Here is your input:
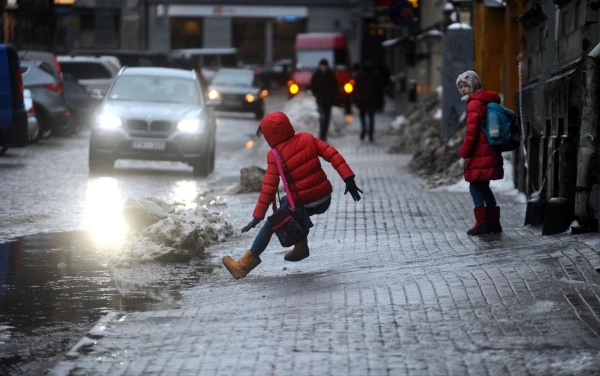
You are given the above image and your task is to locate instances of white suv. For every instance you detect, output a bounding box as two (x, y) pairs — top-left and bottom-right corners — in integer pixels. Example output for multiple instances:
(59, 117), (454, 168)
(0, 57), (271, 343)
(57, 56), (121, 96)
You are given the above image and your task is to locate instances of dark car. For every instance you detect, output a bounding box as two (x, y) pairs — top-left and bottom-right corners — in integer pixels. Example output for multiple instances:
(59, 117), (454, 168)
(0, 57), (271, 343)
(20, 60), (70, 137)
(63, 73), (102, 131)
(208, 68), (268, 120)
(256, 59), (293, 88)
(89, 67), (217, 176)
(0, 44), (27, 154)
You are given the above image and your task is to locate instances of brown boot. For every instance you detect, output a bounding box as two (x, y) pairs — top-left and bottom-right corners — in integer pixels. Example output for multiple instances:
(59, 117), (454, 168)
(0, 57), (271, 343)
(284, 238), (309, 262)
(486, 206), (502, 233)
(222, 250), (261, 279)
(467, 207), (489, 236)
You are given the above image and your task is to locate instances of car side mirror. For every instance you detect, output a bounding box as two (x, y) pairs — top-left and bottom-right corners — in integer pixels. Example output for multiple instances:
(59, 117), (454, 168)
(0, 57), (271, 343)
(90, 89), (104, 99)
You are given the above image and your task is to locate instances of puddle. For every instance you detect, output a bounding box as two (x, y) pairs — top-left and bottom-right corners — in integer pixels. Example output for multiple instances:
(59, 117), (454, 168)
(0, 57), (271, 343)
(0, 230), (211, 375)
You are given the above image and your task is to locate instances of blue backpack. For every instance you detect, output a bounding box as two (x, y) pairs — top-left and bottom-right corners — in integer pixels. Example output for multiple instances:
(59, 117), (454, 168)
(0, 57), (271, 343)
(480, 102), (520, 152)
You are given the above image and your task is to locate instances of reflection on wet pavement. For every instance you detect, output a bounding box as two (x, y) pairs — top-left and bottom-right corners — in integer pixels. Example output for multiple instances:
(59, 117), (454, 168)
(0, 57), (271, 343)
(0, 231), (212, 375)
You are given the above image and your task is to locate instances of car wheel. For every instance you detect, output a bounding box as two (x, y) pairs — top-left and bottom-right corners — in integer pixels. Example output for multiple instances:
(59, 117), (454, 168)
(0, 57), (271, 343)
(89, 150), (114, 173)
(344, 99), (352, 115)
(35, 111), (52, 140)
(193, 149), (213, 177)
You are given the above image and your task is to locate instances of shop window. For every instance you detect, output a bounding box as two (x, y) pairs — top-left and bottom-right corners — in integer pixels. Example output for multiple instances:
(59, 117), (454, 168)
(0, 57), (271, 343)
(171, 18), (203, 49)
(233, 18), (266, 65)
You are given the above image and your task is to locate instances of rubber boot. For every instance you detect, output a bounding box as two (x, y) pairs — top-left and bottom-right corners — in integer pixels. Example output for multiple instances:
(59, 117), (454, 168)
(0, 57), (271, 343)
(284, 237), (310, 262)
(486, 206), (502, 233)
(222, 250), (261, 279)
(467, 207), (489, 236)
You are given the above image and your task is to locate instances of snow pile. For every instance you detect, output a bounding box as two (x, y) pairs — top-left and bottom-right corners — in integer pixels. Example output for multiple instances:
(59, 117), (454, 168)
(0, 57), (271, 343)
(387, 90), (467, 188)
(283, 92), (347, 136)
(122, 197), (174, 231)
(111, 198), (234, 268)
(231, 166), (266, 193)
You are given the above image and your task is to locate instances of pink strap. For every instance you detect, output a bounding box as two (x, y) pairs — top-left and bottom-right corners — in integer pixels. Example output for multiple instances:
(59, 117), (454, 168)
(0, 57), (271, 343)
(271, 149), (296, 211)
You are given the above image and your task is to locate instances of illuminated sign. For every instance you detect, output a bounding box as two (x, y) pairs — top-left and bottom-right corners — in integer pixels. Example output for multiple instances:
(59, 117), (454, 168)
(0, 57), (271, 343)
(54, 0), (76, 4)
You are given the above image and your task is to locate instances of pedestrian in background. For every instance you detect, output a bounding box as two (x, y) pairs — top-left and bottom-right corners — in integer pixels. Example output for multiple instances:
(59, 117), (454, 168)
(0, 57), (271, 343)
(354, 59), (382, 142)
(456, 70), (504, 236)
(310, 59), (338, 142)
(222, 111), (363, 279)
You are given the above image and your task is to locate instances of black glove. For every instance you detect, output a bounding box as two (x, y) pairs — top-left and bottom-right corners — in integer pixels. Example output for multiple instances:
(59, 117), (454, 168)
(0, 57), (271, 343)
(241, 217), (261, 233)
(344, 177), (363, 202)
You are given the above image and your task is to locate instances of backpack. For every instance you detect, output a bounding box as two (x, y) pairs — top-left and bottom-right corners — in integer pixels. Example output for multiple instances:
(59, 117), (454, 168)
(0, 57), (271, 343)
(480, 102), (520, 152)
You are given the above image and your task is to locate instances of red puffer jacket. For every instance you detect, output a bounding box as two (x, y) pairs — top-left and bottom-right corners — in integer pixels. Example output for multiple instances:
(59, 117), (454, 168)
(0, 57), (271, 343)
(252, 112), (354, 219)
(459, 89), (504, 182)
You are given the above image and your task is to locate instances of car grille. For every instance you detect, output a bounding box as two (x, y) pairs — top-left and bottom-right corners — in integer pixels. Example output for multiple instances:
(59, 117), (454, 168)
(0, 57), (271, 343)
(150, 121), (172, 132)
(126, 119), (173, 133)
(127, 119), (148, 131)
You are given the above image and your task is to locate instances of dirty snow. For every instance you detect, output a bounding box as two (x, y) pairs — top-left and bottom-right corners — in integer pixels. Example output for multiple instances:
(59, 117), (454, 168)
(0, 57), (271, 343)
(448, 23), (472, 30)
(283, 92), (347, 136)
(433, 108), (442, 120)
(111, 199), (234, 268)
(390, 115), (407, 131)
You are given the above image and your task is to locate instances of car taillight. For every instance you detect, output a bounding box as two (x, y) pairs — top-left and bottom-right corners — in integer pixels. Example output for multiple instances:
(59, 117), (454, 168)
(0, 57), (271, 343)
(17, 67), (24, 104)
(44, 83), (63, 94)
(27, 105), (35, 114)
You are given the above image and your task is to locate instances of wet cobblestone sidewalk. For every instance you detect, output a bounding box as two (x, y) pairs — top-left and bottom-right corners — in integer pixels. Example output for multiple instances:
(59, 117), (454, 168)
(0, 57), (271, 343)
(51, 138), (600, 376)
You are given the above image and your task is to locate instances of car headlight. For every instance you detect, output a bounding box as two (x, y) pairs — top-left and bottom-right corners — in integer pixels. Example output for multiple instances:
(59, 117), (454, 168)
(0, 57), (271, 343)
(177, 119), (203, 132)
(97, 114), (122, 129)
(208, 90), (220, 100)
(245, 94), (255, 103)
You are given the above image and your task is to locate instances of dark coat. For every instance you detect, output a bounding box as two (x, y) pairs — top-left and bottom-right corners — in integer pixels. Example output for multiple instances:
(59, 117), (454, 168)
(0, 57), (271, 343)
(459, 89), (504, 182)
(252, 112), (354, 219)
(353, 68), (381, 110)
(310, 68), (338, 107)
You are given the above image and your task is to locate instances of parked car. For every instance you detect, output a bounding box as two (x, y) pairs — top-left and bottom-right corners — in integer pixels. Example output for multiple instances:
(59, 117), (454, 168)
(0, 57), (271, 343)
(0, 44), (28, 155)
(89, 67), (217, 176)
(169, 48), (239, 82)
(256, 58), (293, 88)
(20, 60), (70, 137)
(19, 50), (63, 82)
(70, 49), (171, 68)
(57, 56), (121, 96)
(208, 68), (268, 120)
(63, 73), (102, 131)
(23, 89), (39, 143)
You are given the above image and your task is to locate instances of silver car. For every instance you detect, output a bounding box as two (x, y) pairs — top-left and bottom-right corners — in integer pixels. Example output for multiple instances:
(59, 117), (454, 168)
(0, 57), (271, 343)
(89, 67), (217, 176)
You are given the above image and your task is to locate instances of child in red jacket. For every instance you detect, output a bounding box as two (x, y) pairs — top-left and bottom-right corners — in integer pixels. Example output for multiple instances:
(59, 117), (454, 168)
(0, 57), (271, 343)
(223, 111), (363, 279)
(456, 71), (504, 236)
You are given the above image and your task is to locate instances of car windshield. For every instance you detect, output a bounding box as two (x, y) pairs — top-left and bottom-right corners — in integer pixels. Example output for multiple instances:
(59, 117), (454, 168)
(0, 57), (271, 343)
(107, 75), (200, 104)
(296, 50), (334, 70)
(211, 70), (253, 86)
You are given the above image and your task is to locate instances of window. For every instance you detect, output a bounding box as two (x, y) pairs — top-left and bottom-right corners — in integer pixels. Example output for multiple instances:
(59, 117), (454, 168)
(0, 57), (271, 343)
(296, 50), (334, 70)
(60, 62), (112, 80)
(211, 70), (254, 87)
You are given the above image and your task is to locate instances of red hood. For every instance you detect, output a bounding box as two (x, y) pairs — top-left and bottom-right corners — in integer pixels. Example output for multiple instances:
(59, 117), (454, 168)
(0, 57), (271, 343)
(470, 89), (500, 104)
(259, 111), (295, 148)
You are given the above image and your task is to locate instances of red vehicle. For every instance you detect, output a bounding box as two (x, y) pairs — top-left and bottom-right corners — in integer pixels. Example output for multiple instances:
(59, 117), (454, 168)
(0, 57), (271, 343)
(288, 33), (354, 113)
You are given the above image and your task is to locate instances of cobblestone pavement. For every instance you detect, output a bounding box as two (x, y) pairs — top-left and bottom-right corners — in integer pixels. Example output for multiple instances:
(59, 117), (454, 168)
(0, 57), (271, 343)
(49, 129), (600, 375)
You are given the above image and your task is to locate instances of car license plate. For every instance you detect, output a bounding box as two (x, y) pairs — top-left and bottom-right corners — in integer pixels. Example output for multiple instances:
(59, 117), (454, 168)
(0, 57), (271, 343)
(131, 140), (166, 150)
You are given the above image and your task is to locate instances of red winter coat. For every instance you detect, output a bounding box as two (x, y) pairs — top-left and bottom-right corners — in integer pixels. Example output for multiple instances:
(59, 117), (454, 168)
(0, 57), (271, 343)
(252, 111), (355, 220)
(459, 89), (504, 182)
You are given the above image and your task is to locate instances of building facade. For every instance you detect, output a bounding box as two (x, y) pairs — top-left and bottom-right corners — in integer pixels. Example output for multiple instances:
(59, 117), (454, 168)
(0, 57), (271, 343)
(139, 0), (368, 66)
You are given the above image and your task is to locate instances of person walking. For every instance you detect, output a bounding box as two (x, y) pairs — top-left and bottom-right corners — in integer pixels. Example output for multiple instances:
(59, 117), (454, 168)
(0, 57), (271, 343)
(222, 111), (363, 279)
(456, 70), (504, 236)
(309, 59), (338, 142)
(354, 59), (382, 142)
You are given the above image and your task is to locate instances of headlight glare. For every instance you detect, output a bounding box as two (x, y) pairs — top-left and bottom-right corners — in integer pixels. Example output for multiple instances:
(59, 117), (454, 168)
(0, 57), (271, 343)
(177, 119), (201, 132)
(245, 94), (255, 103)
(208, 90), (220, 99)
(97, 114), (122, 129)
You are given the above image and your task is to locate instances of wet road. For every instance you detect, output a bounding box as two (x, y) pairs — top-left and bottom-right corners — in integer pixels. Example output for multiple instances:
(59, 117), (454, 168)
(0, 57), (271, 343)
(0, 92), (288, 375)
